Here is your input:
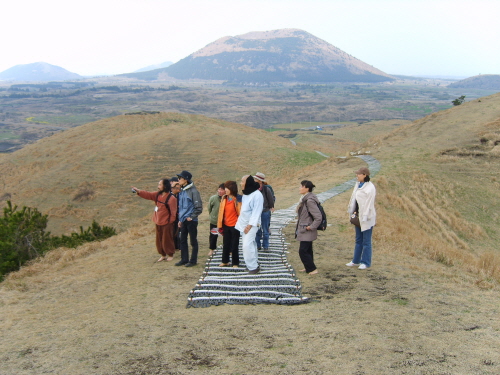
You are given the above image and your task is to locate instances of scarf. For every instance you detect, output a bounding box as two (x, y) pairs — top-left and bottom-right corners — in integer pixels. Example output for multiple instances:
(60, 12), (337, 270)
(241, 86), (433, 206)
(242, 175), (260, 195)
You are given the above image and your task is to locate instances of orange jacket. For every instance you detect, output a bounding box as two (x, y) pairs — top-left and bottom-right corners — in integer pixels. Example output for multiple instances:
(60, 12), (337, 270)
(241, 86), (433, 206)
(217, 194), (242, 228)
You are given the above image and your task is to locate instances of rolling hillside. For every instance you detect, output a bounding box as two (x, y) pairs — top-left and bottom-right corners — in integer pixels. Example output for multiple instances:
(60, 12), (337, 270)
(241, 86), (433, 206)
(448, 74), (500, 90)
(0, 112), (345, 234)
(1, 93), (500, 374)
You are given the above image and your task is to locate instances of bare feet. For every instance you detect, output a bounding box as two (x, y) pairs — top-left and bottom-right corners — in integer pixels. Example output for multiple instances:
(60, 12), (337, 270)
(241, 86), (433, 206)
(232, 265), (239, 268)
(166, 256), (174, 262)
(308, 269), (319, 275)
(208, 250), (214, 257)
(219, 263), (230, 267)
(299, 269), (306, 272)
(157, 257), (166, 262)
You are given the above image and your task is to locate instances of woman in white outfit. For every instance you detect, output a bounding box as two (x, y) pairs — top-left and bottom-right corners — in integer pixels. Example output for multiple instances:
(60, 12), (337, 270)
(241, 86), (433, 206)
(346, 167), (376, 270)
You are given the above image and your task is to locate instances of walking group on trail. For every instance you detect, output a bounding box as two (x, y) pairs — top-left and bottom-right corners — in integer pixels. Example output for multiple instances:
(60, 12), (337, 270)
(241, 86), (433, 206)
(132, 167), (376, 275)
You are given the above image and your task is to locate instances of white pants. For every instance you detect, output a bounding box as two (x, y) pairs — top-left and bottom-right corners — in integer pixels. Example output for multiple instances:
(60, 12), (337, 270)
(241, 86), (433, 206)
(241, 226), (259, 271)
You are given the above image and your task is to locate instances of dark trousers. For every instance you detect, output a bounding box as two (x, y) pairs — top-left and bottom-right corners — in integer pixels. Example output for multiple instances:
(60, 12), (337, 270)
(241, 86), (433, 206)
(221, 225), (240, 266)
(173, 219), (179, 250)
(180, 220), (199, 264)
(209, 223), (219, 250)
(299, 241), (316, 273)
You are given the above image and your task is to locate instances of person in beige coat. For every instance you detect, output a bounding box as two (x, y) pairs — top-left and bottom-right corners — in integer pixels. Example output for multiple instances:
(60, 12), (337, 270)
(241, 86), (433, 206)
(295, 180), (322, 275)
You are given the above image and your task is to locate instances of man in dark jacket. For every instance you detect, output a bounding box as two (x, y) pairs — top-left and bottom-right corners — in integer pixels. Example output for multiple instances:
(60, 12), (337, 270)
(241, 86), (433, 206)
(175, 170), (203, 267)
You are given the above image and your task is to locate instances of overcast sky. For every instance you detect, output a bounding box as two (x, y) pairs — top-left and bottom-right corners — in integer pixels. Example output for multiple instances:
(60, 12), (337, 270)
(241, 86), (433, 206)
(2, 0), (498, 78)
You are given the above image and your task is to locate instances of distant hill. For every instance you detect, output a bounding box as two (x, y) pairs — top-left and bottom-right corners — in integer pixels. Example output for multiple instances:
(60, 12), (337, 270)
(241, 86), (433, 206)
(0, 62), (82, 82)
(133, 61), (173, 73)
(123, 28), (394, 83)
(448, 74), (500, 90)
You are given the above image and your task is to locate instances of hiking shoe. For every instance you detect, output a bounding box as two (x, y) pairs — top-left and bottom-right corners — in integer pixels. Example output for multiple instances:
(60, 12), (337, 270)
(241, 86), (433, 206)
(248, 266), (260, 275)
(358, 264), (368, 270)
(345, 262), (359, 267)
(185, 262), (197, 267)
(175, 261), (187, 266)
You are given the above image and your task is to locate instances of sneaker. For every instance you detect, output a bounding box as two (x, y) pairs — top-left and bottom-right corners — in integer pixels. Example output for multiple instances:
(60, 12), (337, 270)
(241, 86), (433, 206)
(346, 262), (359, 267)
(263, 248), (269, 251)
(175, 261), (187, 266)
(358, 264), (368, 270)
(185, 262), (197, 267)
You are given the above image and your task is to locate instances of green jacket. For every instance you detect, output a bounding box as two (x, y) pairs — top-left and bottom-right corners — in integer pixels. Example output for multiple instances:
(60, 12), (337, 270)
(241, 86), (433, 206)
(208, 194), (222, 225)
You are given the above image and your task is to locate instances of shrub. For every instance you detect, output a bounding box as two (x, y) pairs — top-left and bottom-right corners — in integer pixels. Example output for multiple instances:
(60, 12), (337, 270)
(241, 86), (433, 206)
(0, 201), (116, 280)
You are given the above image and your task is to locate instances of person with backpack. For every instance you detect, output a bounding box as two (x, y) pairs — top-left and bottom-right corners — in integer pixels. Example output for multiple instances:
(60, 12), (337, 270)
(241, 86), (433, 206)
(132, 179), (177, 262)
(295, 180), (322, 275)
(253, 172), (275, 251)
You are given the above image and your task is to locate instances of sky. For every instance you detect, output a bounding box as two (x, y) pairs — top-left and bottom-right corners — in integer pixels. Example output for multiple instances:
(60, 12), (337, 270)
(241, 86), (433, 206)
(2, 0), (499, 78)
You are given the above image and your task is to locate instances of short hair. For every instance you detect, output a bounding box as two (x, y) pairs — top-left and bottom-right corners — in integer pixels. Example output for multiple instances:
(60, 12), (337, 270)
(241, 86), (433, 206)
(224, 180), (238, 197)
(300, 180), (315, 192)
(218, 183), (225, 189)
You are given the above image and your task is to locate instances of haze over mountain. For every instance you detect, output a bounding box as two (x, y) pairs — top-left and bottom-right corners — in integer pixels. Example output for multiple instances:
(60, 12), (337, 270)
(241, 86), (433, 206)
(133, 61), (173, 73)
(448, 74), (500, 90)
(0, 62), (82, 82)
(125, 28), (394, 83)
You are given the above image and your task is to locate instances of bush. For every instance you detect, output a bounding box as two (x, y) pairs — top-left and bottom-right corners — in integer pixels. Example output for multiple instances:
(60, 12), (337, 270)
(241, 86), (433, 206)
(0, 201), (116, 280)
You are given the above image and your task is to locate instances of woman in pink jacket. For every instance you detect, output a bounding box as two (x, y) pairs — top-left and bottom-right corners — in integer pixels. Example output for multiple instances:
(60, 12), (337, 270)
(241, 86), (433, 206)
(132, 179), (177, 262)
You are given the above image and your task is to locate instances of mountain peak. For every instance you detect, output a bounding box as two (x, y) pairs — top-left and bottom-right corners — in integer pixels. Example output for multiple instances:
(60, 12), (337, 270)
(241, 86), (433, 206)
(167, 28), (393, 83)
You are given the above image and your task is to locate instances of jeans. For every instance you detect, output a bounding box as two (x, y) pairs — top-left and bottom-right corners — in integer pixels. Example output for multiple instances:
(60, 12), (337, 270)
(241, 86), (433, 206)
(255, 210), (271, 249)
(352, 226), (373, 267)
(241, 225), (259, 271)
(180, 220), (199, 264)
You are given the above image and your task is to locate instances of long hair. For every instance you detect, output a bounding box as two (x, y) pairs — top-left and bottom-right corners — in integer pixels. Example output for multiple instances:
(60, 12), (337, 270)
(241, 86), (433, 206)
(159, 179), (171, 194)
(224, 180), (238, 197)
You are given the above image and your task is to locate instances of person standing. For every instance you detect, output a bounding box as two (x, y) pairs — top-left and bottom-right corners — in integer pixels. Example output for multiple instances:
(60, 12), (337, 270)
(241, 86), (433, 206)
(346, 167), (376, 270)
(175, 170), (203, 267)
(253, 172), (275, 251)
(295, 180), (322, 275)
(170, 178), (181, 253)
(217, 181), (242, 268)
(132, 179), (177, 262)
(207, 183), (225, 257)
(235, 175), (263, 274)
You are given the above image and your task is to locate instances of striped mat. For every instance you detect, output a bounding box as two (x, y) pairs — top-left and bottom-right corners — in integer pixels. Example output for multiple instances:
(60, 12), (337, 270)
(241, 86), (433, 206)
(186, 156), (380, 308)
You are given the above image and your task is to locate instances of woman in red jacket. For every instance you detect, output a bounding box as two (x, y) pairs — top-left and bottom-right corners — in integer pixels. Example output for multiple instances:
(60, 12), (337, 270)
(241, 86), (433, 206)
(132, 179), (177, 262)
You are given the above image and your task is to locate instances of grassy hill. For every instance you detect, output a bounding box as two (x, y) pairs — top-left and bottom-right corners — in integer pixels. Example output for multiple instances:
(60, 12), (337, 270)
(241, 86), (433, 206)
(1, 97), (499, 374)
(448, 74), (500, 90)
(0, 112), (356, 234)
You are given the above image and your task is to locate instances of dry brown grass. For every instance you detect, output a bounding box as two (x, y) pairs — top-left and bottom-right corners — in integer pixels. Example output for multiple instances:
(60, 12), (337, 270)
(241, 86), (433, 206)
(1, 94), (500, 374)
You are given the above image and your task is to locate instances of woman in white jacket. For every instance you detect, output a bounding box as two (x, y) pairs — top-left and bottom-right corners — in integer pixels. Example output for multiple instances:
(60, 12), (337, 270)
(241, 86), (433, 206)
(346, 167), (376, 270)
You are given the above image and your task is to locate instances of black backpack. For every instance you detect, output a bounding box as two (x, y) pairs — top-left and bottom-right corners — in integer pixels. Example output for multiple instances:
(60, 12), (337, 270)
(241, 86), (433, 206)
(306, 200), (327, 231)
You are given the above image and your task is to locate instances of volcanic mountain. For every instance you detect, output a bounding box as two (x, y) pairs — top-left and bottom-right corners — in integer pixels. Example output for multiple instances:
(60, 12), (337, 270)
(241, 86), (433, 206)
(128, 29), (393, 83)
(0, 62), (82, 82)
